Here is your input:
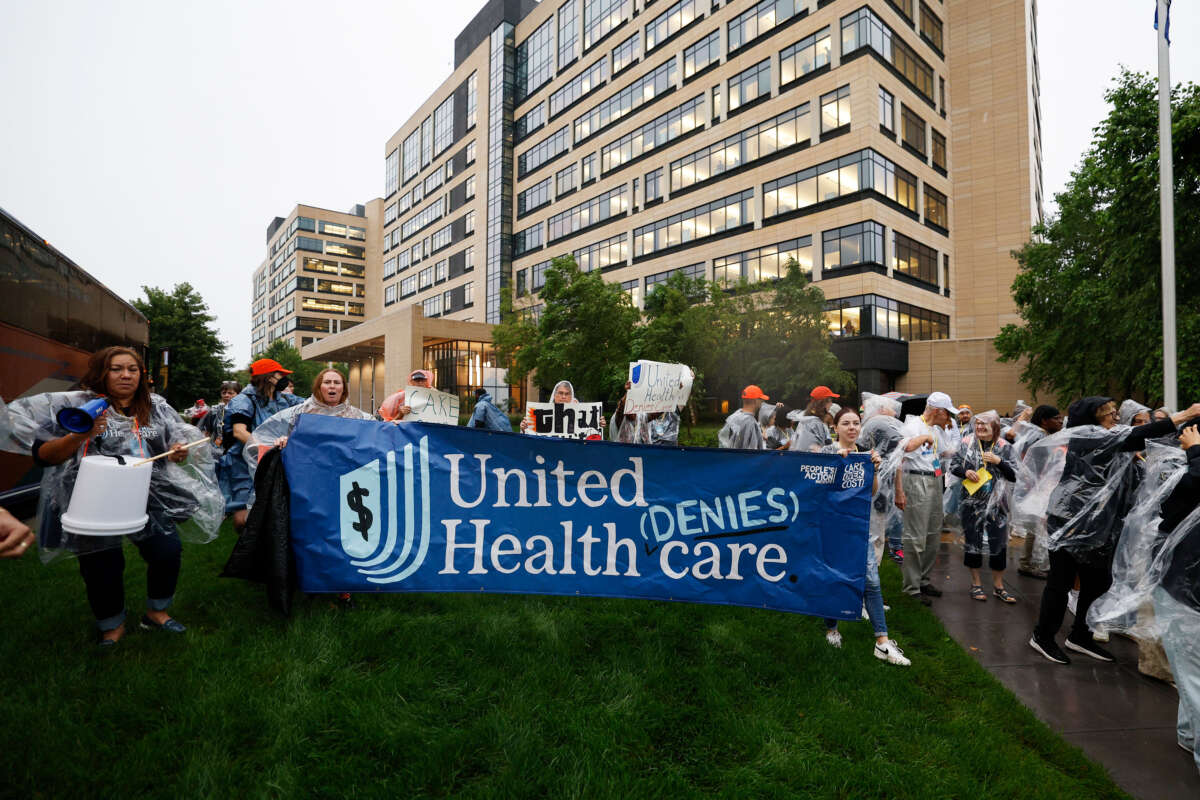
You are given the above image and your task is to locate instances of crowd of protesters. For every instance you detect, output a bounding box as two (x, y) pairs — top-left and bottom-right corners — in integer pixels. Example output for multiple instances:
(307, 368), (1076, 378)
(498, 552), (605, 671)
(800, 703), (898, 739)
(5, 347), (1200, 770)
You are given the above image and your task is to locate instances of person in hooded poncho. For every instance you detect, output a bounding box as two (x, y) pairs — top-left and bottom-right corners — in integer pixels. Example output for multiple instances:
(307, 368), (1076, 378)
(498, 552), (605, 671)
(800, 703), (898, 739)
(1024, 396), (1200, 666)
(520, 380), (606, 436)
(950, 410), (1019, 603)
(1013, 404), (1063, 578)
(3, 346), (223, 645)
(718, 385), (767, 450)
(763, 402), (793, 450)
(1119, 399), (1153, 427)
(610, 380), (681, 445)
(787, 386), (839, 452)
(222, 359), (303, 533)
(469, 388), (514, 432)
(859, 393), (905, 563)
(378, 369), (435, 422)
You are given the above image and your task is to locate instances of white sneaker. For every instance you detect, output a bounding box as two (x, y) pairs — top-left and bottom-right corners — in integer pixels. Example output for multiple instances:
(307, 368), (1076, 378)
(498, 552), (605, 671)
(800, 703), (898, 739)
(825, 628), (843, 648)
(1067, 589), (1079, 616)
(1092, 627), (1110, 643)
(874, 639), (911, 666)
(883, 604), (891, 611)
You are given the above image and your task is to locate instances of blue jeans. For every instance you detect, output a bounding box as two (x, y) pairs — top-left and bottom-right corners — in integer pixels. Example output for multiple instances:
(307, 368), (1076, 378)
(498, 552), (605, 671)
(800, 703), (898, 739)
(827, 550), (888, 639)
(1154, 587), (1200, 774)
(887, 516), (903, 554)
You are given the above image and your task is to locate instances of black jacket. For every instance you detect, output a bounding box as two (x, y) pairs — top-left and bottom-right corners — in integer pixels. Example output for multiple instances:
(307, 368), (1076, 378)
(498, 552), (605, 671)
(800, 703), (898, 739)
(221, 447), (295, 615)
(1160, 445), (1200, 612)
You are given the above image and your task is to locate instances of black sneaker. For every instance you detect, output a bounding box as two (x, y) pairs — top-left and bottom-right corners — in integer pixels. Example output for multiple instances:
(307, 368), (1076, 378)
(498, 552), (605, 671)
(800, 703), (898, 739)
(919, 584), (943, 597)
(1065, 633), (1115, 663)
(1029, 634), (1071, 664)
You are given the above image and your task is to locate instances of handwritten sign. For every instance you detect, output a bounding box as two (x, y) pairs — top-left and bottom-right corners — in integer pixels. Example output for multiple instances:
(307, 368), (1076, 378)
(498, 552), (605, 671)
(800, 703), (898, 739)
(405, 385), (460, 425)
(626, 361), (693, 414)
(525, 402), (604, 439)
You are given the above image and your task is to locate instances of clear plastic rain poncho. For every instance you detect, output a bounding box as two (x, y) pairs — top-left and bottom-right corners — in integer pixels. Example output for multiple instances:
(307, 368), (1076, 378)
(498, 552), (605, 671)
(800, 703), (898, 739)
(1119, 399), (1152, 427)
(718, 408), (764, 449)
(787, 410), (831, 452)
(1013, 423), (1142, 566)
(859, 393), (905, 555)
(949, 411), (1019, 557)
(1087, 441), (1200, 639)
(243, 396), (374, 487)
(610, 411), (681, 445)
(2, 391), (223, 562)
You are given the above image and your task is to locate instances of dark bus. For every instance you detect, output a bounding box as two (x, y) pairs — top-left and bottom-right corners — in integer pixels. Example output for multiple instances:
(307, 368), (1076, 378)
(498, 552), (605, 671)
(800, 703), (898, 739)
(0, 206), (149, 512)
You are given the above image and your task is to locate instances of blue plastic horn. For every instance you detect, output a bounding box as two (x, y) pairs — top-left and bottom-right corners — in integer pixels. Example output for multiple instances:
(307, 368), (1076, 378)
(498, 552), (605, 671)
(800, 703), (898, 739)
(57, 397), (110, 434)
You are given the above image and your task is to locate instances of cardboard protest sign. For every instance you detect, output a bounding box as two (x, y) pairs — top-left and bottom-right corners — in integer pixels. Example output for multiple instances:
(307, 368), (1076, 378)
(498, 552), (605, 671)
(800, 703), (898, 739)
(524, 402), (604, 439)
(626, 361), (693, 414)
(405, 385), (460, 425)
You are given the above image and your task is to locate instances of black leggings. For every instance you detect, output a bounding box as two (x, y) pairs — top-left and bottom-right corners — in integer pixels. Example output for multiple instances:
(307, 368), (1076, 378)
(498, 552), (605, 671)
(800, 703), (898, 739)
(1034, 548), (1113, 641)
(77, 534), (182, 626)
(961, 502), (1007, 572)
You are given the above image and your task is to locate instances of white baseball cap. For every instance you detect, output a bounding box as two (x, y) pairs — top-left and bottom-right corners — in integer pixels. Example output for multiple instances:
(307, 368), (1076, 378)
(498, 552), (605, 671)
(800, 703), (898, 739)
(926, 391), (956, 413)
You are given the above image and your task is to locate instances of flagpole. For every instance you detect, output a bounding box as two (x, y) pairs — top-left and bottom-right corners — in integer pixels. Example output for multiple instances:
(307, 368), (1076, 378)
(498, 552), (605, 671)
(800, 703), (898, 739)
(1157, 0), (1177, 410)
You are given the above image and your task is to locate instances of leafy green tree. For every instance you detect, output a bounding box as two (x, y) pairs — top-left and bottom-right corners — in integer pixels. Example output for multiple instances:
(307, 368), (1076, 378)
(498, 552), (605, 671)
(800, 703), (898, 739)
(494, 255), (640, 403)
(131, 283), (230, 408)
(996, 70), (1200, 405)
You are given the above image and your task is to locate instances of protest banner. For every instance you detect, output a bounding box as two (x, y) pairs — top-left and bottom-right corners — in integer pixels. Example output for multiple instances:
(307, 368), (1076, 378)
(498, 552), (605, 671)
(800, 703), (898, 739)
(283, 415), (873, 619)
(405, 385), (459, 425)
(626, 361), (693, 414)
(524, 401), (604, 439)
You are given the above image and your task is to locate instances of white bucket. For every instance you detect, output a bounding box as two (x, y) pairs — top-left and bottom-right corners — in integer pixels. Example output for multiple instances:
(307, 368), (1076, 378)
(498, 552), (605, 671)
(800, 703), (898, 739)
(61, 455), (153, 536)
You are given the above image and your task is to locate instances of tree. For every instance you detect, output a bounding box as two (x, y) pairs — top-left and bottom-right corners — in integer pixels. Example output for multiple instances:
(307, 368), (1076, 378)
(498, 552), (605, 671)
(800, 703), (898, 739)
(995, 70), (1200, 405)
(493, 255), (641, 403)
(705, 261), (853, 407)
(131, 283), (231, 408)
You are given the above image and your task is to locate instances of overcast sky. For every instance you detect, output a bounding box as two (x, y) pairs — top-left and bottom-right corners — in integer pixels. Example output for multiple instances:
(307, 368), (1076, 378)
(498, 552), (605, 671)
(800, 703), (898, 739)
(2, 0), (1196, 369)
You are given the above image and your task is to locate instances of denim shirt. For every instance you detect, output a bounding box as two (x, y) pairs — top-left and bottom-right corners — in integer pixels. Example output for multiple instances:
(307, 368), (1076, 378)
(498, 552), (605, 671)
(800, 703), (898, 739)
(223, 385), (303, 458)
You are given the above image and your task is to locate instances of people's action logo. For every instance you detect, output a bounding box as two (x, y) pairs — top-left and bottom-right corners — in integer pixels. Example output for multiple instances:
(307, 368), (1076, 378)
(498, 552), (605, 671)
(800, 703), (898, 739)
(338, 435), (432, 583)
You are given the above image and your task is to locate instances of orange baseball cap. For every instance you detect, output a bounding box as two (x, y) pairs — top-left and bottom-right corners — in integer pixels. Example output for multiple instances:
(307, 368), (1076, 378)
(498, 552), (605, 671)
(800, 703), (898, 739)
(742, 385), (769, 400)
(810, 385), (840, 400)
(250, 358), (293, 377)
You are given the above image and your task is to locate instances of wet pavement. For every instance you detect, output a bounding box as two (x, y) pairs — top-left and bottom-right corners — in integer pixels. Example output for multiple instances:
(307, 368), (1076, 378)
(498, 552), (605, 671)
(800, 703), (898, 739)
(922, 537), (1199, 800)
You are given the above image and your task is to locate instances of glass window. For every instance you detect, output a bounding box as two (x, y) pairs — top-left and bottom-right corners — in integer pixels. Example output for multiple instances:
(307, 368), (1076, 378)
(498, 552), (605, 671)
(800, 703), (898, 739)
(901, 104), (926, 155)
(821, 221), (884, 271)
(931, 129), (947, 172)
(581, 152), (596, 183)
(920, 3), (944, 52)
(573, 232), (628, 272)
(892, 230), (938, 284)
(434, 94), (455, 156)
(601, 95), (703, 173)
(465, 174), (476, 199)
(515, 102), (547, 144)
(645, 0), (699, 54)
(820, 85), (851, 133)
(516, 18), (555, 103)
(779, 27), (831, 85)
(573, 58), (677, 142)
(728, 59), (771, 113)
(556, 163), (578, 195)
(559, 0), (580, 68)
(672, 103), (808, 193)
(385, 149), (399, 196)
(841, 7), (934, 104)
(879, 87), (894, 131)
(421, 116), (433, 167)
(465, 210), (476, 234)
(583, 0), (633, 50)
(633, 189), (753, 257)
(403, 130), (420, 183)
(728, 0), (799, 51)
(518, 127), (570, 177)
(924, 185), (948, 229)
(514, 223), (544, 256)
(683, 30), (720, 79)
(305, 257), (340, 276)
(518, 177), (554, 216)
(622, 278), (643, 309)
(611, 31), (639, 74)
(645, 167), (663, 202)
(713, 237), (812, 286)
(550, 58), (609, 118)
(467, 71), (478, 127)
(547, 184), (629, 242)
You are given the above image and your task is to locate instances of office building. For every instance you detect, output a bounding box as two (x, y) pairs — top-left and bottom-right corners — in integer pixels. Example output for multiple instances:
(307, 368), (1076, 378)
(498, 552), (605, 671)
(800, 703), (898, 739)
(303, 0), (1042, 411)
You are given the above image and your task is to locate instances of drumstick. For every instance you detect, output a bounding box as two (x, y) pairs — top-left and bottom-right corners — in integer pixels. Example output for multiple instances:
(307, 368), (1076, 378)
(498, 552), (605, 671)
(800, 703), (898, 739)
(129, 437), (210, 466)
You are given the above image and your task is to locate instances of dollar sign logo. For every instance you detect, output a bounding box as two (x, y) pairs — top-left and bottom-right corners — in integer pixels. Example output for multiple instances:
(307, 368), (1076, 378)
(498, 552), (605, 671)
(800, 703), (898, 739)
(346, 481), (372, 540)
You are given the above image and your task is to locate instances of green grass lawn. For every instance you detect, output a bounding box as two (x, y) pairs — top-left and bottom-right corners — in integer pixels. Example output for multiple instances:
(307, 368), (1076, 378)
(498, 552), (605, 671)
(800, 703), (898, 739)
(0, 521), (1127, 799)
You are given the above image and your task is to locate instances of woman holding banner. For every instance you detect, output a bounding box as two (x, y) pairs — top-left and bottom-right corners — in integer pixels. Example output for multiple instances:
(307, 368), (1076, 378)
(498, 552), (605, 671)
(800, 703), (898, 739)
(819, 407), (910, 666)
(245, 368), (374, 457)
(4, 346), (223, 646)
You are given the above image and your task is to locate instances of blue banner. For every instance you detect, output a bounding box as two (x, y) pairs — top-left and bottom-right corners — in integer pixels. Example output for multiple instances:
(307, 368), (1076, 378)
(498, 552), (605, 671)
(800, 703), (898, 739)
(283, 414), (873, 619)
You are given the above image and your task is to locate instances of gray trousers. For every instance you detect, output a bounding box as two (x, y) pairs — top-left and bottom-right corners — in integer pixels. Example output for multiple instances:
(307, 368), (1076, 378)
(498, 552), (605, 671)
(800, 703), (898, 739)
(1155, 587), (1200, 775)
(901, 472), (943, 595)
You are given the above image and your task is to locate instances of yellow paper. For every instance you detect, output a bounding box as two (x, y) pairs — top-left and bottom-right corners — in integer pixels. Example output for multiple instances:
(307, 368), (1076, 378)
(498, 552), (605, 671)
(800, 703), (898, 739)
(962, 467), (992, 496)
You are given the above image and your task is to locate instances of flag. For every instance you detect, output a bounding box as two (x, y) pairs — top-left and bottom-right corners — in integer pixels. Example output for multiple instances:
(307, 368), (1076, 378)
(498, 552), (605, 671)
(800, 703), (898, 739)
(1155, 0), (1172, 45)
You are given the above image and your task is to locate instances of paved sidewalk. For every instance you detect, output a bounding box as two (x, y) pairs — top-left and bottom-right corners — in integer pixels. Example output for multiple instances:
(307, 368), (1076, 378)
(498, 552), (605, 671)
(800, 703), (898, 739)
(921, 537), (1199, 800)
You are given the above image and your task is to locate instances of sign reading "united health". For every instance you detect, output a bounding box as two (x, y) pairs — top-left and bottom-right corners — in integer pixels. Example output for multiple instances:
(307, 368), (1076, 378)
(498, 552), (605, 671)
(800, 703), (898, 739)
(284, 414), (873, 619)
